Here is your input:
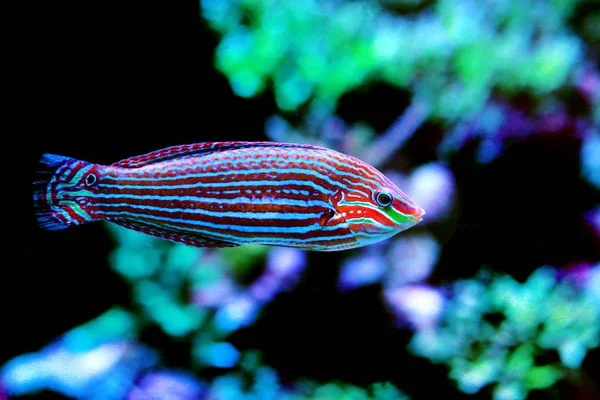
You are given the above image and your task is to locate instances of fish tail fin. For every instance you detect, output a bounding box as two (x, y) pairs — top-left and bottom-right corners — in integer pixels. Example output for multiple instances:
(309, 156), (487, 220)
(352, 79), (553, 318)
(33, 153), (98, 230)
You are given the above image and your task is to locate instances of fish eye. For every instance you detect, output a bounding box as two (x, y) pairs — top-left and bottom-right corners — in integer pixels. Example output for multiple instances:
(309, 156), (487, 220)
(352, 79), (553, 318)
(85, 173), (97, 186)
(375, 190), (393, 207)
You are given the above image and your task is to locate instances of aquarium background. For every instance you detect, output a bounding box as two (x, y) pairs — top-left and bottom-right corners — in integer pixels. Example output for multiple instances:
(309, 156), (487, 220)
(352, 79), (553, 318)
(12, 0), (599, 399)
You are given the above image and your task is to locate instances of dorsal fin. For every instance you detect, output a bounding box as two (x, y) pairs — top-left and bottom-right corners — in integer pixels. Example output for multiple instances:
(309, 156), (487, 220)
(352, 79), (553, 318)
(111, 141), (329, 169)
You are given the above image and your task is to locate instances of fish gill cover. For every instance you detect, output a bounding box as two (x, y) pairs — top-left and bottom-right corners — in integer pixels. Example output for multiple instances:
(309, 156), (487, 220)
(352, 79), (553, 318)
(12, 0), (600, 399)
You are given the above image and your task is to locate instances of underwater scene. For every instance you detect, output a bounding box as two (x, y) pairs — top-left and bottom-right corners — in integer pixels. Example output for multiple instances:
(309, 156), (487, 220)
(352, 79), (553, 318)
(13, 0), (599, 399)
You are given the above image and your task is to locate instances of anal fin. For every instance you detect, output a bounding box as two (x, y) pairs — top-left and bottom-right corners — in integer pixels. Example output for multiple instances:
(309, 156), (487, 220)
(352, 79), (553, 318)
(111, 218), (239, 248)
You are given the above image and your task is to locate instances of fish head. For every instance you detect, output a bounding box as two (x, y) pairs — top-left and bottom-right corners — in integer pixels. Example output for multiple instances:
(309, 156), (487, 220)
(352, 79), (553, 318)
(331, 172), (424, 249)
(34, 155), (103, 229)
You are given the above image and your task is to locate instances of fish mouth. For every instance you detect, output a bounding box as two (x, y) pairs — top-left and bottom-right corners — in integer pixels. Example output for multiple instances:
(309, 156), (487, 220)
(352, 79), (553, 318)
(404, 207), (425, 229)
(413, 206), (425, 223)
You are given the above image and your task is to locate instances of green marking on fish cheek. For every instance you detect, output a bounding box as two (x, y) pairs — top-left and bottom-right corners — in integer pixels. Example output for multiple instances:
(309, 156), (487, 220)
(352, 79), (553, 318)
(339, 197), (412, 226)
(384, 207), (413, 225)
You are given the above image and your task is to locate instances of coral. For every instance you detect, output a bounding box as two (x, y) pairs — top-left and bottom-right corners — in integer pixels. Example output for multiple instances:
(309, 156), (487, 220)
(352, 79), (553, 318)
(581, 129), (600, 189)
(409, 265), (600, 399)
(201, 0), (595, 166)
(200, 0), (584, 114)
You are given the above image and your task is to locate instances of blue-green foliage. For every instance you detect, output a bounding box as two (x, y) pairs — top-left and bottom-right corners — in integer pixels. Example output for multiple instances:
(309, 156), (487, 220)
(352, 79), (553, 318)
(106, 223), (415, 398)
(1, 310), (411, 399)
(107, 223), (269, 347)
(4, 221), (414, 398)
(201, 0), (598, 169)
(409, 265), (600, 399)
(0, 308), (155, 399)
(207, 354), (409, 400)
(62, 307), (138, 352)
(581, 130), (600, 189)
(109, 223), (208, 337)
(200, 0), (583, 118)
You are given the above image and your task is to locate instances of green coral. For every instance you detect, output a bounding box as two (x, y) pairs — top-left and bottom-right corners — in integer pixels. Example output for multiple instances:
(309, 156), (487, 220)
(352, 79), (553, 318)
(62, 308), (138, 352)
(105, 223), (266, 340)
(201, 0), (584, 121)
(200, 350), (411, 399)
(409, 265), (600, 399)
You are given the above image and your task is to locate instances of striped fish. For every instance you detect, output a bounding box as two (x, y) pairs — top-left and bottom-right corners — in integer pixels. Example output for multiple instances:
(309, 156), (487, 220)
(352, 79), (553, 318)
(33, 142), (424, 251)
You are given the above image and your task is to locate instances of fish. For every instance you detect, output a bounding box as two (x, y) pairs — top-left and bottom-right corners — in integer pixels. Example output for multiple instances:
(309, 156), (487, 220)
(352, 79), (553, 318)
(33, 142), (424, 251)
